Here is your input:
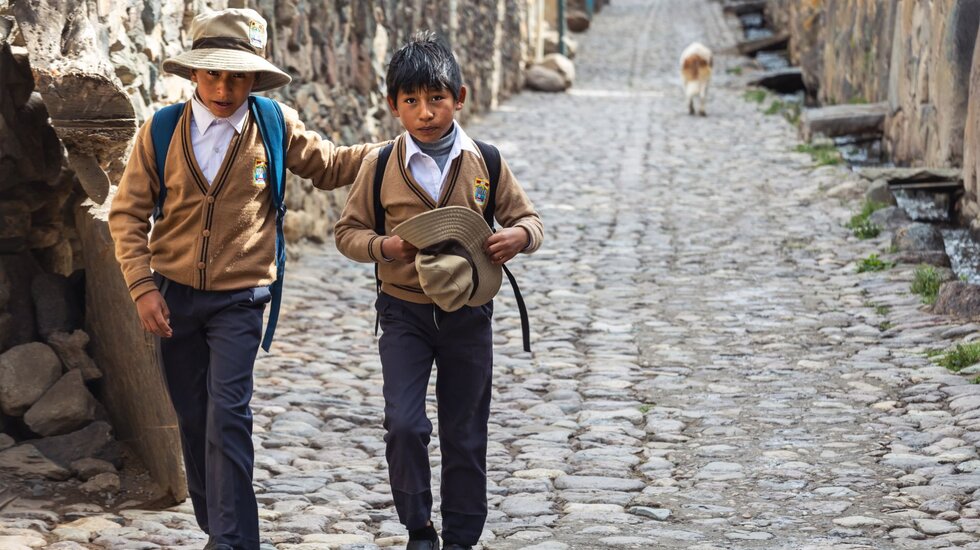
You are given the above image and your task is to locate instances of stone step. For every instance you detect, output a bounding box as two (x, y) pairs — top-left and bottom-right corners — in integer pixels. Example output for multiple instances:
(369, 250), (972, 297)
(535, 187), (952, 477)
(800, 102), (888, 141)
(737, 32), (789, 56)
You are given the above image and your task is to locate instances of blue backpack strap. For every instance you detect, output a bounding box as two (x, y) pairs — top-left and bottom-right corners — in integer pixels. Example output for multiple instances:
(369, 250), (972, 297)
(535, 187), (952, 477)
(372, 143), (395, 336)
(248, 96), (288, 352)
(475, 140), (500, 229)
(475, 140), (531, 353)
(149, 103), (186, 221)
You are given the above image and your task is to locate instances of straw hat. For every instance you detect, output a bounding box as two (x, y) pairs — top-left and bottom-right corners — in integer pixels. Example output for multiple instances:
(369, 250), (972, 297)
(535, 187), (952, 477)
(393, 207), (502, 312)
(162, 8), (291, 93)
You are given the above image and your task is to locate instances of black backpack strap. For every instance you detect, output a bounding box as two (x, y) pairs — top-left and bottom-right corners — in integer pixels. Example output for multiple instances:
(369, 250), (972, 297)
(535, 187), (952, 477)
(373, 143), (395, 336)
(475, 140), (531, 353)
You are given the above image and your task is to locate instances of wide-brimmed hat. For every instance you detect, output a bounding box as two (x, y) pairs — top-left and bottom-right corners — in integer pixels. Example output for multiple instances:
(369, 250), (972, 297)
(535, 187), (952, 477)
(393, 207), (502, 312)
(162, 8), (291, 93)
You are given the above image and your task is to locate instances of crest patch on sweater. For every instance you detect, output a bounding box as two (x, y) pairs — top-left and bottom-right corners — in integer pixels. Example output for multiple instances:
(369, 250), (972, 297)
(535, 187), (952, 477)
(474, 177), (490, 206)
(253, 159), (268, 188)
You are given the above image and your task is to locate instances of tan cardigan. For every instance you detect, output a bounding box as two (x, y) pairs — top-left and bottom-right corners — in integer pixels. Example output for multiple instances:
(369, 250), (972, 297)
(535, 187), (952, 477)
(335, 133), (544, 304)
(109, 99), (376, 302)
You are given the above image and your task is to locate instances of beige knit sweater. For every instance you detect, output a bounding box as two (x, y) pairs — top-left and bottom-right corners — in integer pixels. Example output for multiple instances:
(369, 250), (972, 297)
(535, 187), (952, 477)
(109, 99), (376, 301)
(335, 133), (543, 304)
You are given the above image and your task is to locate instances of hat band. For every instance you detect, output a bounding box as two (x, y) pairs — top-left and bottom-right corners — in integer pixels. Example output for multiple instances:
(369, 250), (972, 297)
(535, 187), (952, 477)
(192, 37), (258, 55)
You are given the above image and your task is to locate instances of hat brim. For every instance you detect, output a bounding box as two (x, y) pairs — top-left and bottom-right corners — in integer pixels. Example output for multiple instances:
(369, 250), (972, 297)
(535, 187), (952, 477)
(393, 206), (502, 307)
(162, 49), (292, 92)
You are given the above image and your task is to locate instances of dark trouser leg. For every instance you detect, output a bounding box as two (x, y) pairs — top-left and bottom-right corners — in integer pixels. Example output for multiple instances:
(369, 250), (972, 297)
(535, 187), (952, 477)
(158, 280), (211, 532)
(203, 286), (268, 550)
(378, 293), (438, 531)
(435, 302), (494, 546)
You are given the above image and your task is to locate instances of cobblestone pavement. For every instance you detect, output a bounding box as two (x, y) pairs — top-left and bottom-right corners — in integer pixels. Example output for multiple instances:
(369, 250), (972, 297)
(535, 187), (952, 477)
(8, 0), (980, 548)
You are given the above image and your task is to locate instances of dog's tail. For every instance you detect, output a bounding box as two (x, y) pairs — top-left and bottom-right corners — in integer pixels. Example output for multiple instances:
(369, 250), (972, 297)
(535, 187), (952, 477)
(681, 55), (712, 82)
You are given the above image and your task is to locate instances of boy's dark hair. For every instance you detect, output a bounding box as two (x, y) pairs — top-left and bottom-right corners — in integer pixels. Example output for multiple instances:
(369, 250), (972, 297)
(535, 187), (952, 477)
(386, 31), (462, 102)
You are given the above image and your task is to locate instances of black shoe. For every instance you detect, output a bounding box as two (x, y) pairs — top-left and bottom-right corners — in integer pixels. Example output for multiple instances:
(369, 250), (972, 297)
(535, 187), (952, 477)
(443, 545), (472, 550)
(203, 536), (215, 550)
(406, 539), (439, 550)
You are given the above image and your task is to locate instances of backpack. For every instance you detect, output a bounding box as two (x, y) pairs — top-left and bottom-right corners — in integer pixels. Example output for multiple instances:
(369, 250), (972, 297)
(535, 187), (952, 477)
(149, 95), (288, 352)
(372, 140), (531, 352)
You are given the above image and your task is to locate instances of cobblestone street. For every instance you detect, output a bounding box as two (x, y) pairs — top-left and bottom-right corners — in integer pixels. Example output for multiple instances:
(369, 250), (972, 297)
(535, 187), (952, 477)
(9, 0), (980, 548)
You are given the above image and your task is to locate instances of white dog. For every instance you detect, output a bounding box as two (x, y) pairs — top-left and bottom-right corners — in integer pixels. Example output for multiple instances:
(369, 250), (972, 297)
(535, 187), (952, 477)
(680, 42), (713, 116)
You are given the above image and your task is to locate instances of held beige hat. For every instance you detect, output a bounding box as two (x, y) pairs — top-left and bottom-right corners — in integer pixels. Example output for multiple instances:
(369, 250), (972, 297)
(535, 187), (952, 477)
(393, 207), (503, 312)
(162, 8), (291, 93)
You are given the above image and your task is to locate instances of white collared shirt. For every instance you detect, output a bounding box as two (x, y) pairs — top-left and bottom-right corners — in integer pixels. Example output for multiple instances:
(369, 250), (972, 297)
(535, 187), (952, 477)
(189, 94), (249, 184)
(404, 121), (480, 201)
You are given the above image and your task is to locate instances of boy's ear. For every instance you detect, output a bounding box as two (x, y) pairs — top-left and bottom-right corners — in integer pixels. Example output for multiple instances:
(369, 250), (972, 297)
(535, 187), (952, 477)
(386, 96), (399, 117)
(190, 69), (198, 83)
(455, 85), (467, 111)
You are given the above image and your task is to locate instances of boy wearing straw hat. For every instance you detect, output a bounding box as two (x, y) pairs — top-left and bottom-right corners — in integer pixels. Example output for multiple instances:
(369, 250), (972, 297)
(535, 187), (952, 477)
(335, 32), (543, 550)
(108, 8), (379, 550)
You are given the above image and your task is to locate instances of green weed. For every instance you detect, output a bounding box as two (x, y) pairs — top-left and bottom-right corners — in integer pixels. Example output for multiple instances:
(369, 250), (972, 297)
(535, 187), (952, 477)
(879, 321), (893, 331)
(794, 143), (842, 166)
(726, 66), (743, 76)
(934, 342), (980, 373)
(874, 304), (890, 316)
(910, 264), (942, 305)
(845, 200), (887, 239)
(638, 403), (654, 414)
(744, 89), (767, 103)
(857, 253), (892, 273)
(764, 100), (785, 116)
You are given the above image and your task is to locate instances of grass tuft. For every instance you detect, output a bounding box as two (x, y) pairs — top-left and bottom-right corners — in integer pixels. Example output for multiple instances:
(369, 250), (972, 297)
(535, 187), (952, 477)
(934, 342), (980, 373)
(794, 143), (842, 166)
(845, 200), (887, 239)
(910, 264), (942, 305)
(857, 253), (892, 273)
(744, 89), (767, 103)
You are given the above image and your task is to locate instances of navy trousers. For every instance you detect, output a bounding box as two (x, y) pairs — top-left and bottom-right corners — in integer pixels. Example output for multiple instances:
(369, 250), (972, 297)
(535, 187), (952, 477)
(376, 292), (494, 547)
(155, 274), (269, 550)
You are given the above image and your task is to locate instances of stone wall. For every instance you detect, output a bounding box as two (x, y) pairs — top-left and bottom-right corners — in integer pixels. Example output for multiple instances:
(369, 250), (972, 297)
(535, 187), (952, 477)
(766, 0), (980, 229)
(1, 0), (538, 500)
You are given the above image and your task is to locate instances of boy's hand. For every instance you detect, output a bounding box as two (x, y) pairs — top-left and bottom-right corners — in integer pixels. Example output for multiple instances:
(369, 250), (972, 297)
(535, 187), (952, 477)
(485, 228), (528, 265)
(136, 290), (172, 338)
(382, 236), (419, 263)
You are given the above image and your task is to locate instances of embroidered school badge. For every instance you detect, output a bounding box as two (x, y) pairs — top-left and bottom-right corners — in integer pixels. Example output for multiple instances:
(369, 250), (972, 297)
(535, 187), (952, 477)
(253, 159), (268, 189)
(474, 177), (490, 206)
(248, 20), (266, 49)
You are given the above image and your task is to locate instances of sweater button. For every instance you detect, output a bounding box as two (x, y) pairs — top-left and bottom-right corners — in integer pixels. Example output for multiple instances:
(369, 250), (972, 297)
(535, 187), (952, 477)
(202, 229), (210, 237)
(197, 262), (205, 270)
(207, 196), (215, 203)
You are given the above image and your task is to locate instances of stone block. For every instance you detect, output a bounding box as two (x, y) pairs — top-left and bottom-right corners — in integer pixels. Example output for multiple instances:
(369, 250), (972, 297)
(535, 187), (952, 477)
(0, 342), (62, 416)
(46, 330), (101, 381)
(866, 179), (898, 206)
(0, 443), (71, 480)
(29, 420), (120, 468)
(893, 222), (946, 252)
(24, 370), (97, 437)
(540, 53), (575, 87)
(526, 65), (568, 93)
(933, 282), (980, 319)
(566, 10), (590, 33)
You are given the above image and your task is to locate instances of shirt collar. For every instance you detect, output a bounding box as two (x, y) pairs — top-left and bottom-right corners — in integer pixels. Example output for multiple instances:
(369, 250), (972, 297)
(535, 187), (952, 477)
(403, 121), (479, 168)
(190, 93), (250, 136)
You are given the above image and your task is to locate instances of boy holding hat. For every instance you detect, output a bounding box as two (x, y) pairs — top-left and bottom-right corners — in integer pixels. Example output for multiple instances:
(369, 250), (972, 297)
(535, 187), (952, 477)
(335, 31), (543, 550)
(108, 8), (379, 550)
